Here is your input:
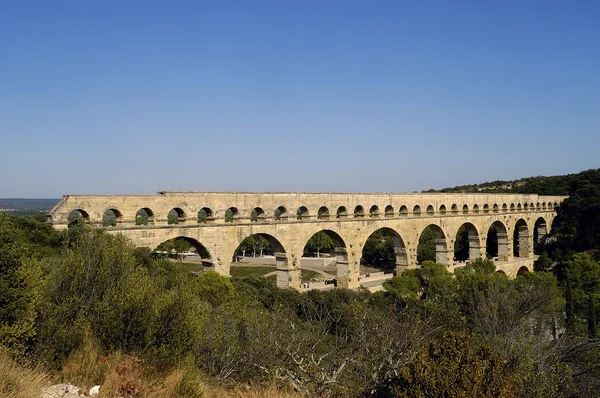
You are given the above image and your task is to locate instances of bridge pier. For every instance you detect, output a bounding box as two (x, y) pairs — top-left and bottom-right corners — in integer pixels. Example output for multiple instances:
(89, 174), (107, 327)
(275, 252), (300, 289)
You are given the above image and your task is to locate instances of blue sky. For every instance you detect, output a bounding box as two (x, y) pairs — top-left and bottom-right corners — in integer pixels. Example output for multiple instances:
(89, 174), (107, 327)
(1, 1), (599, 197)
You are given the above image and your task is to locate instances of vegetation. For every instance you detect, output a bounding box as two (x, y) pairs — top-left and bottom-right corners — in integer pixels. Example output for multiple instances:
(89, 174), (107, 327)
(3, 168), (600, 396)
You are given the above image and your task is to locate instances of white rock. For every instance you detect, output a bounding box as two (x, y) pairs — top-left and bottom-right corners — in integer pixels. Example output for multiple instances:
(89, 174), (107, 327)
(89, 385), (100, 396)
(41, 383), (89, 398)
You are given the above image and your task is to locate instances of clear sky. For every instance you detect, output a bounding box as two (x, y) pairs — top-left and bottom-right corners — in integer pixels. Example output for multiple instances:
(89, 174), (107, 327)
(1, 1), (599, 198)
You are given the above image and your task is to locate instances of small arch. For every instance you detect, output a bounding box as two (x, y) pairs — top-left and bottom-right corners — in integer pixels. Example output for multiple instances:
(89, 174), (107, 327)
(541, 202), (547, 210)
(554, 202), (559, 209)
(524, 203), (529, 211)
(197, 207), (213, 223)
(369, 205), (380, 218)
(318, 206), (330, 220)
(102, 208), (122, 227)
(336, 206), (348, 219)
(534, 216), (548, 254)
(517, 266), (530, 276)
(439, 204), (447, 215)
(297, 206), (310, 220)
(472, 204), (479, 213)
(251, 207), (265, 222)
(67, 209), (90, 227)
(426, 205), (434, 215)
(168, 208), (186, 225)
(384, 205), (394, 218)
(462, 204), (469, 214)
(399, 205), (408, 216)
(451, 204), (458, 214)
(536, 202), (540, 210)
(510, 203), (515, 211)
(354, 205), (365, 218)
(502, 203), (508, 212)
(493, 203), (499, 213)
(225, 207), (239, 223)
(530, 202), (535, 211)
(483, 204), (489, 213)
(413, 205), (421, 216)
(136, 208), (154, 225)
(517, 203), (522, 211)
(274, 206), (288, 221)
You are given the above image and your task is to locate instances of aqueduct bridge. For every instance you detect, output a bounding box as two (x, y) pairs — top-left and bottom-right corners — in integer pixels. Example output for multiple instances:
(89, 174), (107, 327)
(49, 192), (566, 289)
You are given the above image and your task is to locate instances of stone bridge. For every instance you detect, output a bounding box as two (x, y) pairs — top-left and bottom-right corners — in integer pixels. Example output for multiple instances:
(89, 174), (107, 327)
(48, 192), (566, 289)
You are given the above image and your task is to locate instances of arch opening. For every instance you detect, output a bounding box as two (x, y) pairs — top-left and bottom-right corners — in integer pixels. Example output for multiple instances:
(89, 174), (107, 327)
(517, 266), (530, 276)
(413, 205), (421, 216)
(486, 221), (509, 261)
(384, 205), (394, 218)
(483, 204), (489, 213)
(533, 217), (548, 255)
(513, 218), (530, 258)
(232, 233), (292, 287)
(454, 223), (481, 263)
(251, 207), (265, 222)
(197, 207), (213, 224)
(303, 230), (349, 287)
(462, 204), (469, 214)
(439, 204), (447, 215)
(493, 204), (499, 213)
(136, 208), (154, 225)
(225, 207), (239, 223)
(354, 205), (365, 218)
(318, 206), (330, 220)
(361, 227), (407, 274)
(297, 206), (310, 220)
(473, 204), (479, 213)
(417, 224), (449, 265)
(274, 206), (288, 221)
(168, 208), (186, 225)
(154, 236), (213, 269)
(67, 209), (90, 228)
(336, 206), (348, 219)
(102, 208), (123, 227)
(369, 205), (380, 218)
(426, 205), (434, 215)
(451, 204), (458, 214)
(399, 205), (408, 216)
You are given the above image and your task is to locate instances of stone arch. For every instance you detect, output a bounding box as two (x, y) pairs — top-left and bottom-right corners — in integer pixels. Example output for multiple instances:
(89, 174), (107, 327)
(168, 207), (186, 224)
(384, 205), (394, 217)
(517, 203), (522, 211)
(154, 236), (213, 268)
(399, 205), (408, 216)
(542, 202), (547, 210)
(462, 204), (469, 214)
(533, 216), (549, 254)
(530, 202), (535, 210)
(197, 207), (214, 223)
(354, 205), (365, 218)
(426, 205), (434, 215)
(250, 207), (265, 222)
(496, 270), (507, 276)
(513, 218), (530, 258)
(67, 209), (90, 227)
(473, 204), (479, 213)
(274, 206), (288, 221)
(524, 203), (529, 211)
(439, 204), (447, 214)
(303, 229), (350, 287)
(536, 202), (541, 210)
(136, 207), (154, 225)
(502, 203), (508, 212)
(492, 203), (499, 213)
(510, 203), (515, 211)
(225, 207), (239, 223)
(233, 232), (290, 287)
(102, 208), (123, 227)
(418, 224), (450, 265)
(369, 205), (380, 218)
(517, 266), (530, 276)
(318, 206), (330, 220)
(486, 221), (509, 261)
(454, 222), (481, 262)
(361, 227), (408, 275)
(483, 204), (489, 213)
(336, 206), (348, 219)
(451, 204), (458, 214)
(297, 206), (310, 220)
(413, 205), (421, 216)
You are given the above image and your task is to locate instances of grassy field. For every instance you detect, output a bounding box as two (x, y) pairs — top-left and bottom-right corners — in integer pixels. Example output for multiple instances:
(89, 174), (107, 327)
(230, 265), (276, 278)
(301, 269), (321, 282)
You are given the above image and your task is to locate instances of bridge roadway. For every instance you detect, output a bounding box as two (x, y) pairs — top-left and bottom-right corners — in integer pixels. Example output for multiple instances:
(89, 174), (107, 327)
(48, 192), (566, 289)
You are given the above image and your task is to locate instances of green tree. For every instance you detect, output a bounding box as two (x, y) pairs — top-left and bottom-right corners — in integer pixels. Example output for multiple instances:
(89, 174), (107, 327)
(361, 230), (395, 268)
(417, 227), (436, 263)
(305, 231), (334, 257)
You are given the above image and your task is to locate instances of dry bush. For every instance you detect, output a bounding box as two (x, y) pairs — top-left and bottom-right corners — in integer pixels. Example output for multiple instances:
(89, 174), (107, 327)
(0, 348), (48, 398)
(60, 330), (107, 392)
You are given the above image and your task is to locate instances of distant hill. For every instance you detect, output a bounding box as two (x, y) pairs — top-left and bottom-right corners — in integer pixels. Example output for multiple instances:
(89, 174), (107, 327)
(424, 168), (600, 196)
(0, 199), (60, 215)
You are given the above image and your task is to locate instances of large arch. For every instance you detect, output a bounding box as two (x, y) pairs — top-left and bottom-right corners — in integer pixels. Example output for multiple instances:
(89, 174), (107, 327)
(513, 218), (531, 258)
(486, 221), (509, 261)
(533, 216), (549, 254)
(302, 229), (350, 288)
(417, 224), (450, 266)
(154, 236), (213, 268)
(232, 232), (290, 288)
(453, 222), (481, 263)
(67, 209), (90, 227)
(361, 227), (408, 275)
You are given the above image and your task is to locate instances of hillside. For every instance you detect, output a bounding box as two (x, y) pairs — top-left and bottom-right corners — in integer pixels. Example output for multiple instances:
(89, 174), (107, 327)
(425, 168), (600, 196)
(0, 199), (60, 216)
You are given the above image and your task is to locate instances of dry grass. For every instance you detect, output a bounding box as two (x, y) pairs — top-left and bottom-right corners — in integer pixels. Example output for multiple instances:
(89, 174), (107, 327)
(60, 331), (107, 392)
(0, 348), (48, 398)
